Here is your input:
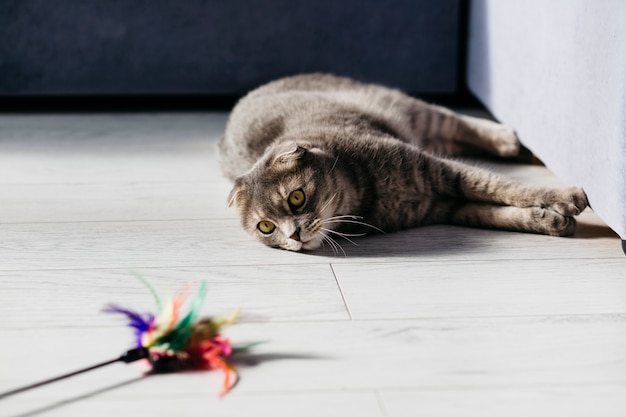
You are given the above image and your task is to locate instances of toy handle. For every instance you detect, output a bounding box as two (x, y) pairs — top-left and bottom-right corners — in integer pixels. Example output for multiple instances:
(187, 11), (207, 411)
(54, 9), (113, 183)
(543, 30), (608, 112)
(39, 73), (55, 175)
(0, 347), (148, 400)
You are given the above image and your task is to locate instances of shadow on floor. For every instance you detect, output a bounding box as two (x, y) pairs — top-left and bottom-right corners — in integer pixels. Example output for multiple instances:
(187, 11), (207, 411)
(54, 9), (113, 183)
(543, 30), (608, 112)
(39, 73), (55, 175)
(7, 377), (146, 417)
(6, 350), (326, 417)
(308, 225), (486, 258)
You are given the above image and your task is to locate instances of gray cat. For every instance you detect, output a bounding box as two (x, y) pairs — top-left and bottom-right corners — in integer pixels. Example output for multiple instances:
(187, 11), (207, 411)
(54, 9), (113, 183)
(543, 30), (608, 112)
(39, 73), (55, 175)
(219, 73), (587, 252)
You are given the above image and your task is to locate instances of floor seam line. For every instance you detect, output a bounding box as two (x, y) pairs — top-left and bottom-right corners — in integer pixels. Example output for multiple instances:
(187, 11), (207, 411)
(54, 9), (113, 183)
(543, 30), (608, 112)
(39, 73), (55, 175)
(330, 263), (353, 321)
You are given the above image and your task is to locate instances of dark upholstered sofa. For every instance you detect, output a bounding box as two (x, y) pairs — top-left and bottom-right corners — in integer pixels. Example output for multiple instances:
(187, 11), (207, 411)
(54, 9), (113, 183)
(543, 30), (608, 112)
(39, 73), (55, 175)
(0, 0), (462, 96)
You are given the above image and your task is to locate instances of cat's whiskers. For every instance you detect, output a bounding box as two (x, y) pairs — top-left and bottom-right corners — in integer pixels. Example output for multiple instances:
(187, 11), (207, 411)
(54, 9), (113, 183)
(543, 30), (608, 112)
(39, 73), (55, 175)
(322, 229), (366, 237)
(323, 214), (362, 221)
(321, 216), (386, 234)
(327, 155), (340, 174)
(308, 216), (352, 255)
(321, 227), (362, 247)
(316, 229), (346, 256)
(318, 193), (338, 217)
(307, 218), (333, 254)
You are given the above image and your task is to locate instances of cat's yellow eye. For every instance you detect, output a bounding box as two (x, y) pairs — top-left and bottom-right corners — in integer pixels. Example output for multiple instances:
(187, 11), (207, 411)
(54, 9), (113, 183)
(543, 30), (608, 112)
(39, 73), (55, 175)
(257, 220), (276, 234)
(288, 190), (306, 208)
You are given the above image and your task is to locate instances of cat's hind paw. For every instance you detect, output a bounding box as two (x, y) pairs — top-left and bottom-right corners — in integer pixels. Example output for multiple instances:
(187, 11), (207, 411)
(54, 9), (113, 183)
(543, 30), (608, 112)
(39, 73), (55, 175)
(534, 208), (577, 237)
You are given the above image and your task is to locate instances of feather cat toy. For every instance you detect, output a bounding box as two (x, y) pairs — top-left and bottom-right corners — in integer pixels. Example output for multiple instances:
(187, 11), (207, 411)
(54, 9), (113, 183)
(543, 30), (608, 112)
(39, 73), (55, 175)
(104, 280), (242, 396)
(0, 280), (247, 400)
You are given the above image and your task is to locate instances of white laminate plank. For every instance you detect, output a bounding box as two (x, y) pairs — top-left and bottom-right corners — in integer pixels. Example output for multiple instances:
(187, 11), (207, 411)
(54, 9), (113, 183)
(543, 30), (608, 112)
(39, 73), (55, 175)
(0, 113), (226, 185)
(0, 153), (223, 184)
(0, 265), (348, 330)
(0, 219), (330, 270)
(2, 318), (625, 398)
(0, 113), (225, 155)
(333, 258), (626, 320)
(0, 392), (385, 417)
(0, 213), (621, 272)
(380, 385), (626, 417)
(0, 181), (234, 223)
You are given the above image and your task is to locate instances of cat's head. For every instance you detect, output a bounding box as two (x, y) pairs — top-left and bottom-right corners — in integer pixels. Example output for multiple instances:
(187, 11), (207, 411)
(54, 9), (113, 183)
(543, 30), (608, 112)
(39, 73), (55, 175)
(227, 141), (349, 251)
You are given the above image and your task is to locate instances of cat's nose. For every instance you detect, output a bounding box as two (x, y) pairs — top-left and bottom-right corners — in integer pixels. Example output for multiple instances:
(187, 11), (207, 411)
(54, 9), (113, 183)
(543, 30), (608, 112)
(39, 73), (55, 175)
(289, 227), (301, 241)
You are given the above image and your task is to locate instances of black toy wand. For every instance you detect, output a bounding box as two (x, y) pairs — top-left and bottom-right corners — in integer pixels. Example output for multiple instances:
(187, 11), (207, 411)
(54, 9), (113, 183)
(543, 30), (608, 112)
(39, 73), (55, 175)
(0, 347), (149, 400)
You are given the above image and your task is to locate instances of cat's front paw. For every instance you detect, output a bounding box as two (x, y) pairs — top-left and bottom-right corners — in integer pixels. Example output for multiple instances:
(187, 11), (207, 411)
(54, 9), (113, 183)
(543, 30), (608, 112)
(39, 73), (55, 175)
(549, 187), (588, 216)
(491, 125), (520, 158)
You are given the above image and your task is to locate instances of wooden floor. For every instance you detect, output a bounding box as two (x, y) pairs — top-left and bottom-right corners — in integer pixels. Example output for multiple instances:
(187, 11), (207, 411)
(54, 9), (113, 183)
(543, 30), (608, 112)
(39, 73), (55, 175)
(1, 111), (625, 416)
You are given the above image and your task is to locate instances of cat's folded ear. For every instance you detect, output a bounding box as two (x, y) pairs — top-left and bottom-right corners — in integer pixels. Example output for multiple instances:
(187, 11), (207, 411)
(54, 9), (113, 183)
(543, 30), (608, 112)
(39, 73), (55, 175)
(227, 177), (246, 209)
(271, 141), (317, 166)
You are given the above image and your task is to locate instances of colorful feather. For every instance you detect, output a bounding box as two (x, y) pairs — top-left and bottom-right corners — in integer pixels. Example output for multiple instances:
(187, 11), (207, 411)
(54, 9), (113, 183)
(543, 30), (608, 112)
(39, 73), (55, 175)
(106, 280), (243, 397)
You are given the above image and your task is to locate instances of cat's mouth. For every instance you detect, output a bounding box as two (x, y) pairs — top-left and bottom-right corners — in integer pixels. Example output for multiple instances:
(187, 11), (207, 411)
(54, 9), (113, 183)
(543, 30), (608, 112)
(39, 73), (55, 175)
(300, 239), (319, 251)
(283, 234), (323, 252)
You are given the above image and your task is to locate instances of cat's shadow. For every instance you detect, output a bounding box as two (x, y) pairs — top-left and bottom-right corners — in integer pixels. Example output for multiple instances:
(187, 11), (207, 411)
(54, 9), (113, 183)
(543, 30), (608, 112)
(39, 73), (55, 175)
(309, 225), (486, 258)
(307, 220), (615, 259)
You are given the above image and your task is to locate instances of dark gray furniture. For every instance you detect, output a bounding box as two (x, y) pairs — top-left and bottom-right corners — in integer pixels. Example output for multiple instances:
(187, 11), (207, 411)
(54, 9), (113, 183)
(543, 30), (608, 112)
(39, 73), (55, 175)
(0, 0), (461, 96)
